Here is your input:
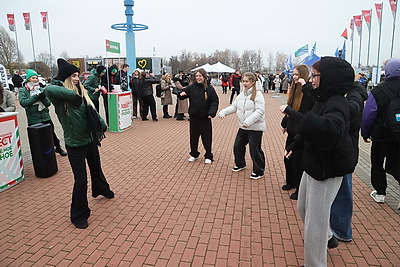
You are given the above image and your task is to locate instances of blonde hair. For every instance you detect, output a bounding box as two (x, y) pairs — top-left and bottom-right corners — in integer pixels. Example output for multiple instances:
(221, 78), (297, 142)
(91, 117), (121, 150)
(194, 69), (208, 100)
(243, 72), (257, 101)
(162, 73), (171, 83)
(287, 65), (309, 111)
(63, 76), (94, 107)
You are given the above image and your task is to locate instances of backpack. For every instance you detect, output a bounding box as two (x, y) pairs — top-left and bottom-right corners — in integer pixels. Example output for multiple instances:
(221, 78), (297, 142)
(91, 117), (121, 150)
(381, 89), (400, 141)
(155, 84), (162, 98)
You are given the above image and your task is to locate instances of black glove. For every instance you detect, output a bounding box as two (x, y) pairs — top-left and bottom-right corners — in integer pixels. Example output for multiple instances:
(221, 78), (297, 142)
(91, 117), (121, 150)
(38, 92), (46, 100)
(71, 95), (83, 107)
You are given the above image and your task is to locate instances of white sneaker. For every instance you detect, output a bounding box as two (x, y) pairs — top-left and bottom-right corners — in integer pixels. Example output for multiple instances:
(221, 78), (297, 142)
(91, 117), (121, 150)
(205, 159), (212, 164)
(188, 156), (198, 162)
(250, 173), (264, 180)
(370, 190), (385, 203)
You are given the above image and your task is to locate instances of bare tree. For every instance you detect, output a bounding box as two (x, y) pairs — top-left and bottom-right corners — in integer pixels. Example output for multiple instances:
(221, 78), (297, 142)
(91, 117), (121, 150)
(60, 51), (69, 59)
(0, 26), (23, 68)
(275, 52), (287, 73)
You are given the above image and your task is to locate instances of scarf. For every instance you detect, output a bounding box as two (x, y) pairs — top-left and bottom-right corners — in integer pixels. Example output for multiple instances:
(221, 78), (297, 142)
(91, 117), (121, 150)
(25, 82), (45, 111)
(83, 97), (106, 146)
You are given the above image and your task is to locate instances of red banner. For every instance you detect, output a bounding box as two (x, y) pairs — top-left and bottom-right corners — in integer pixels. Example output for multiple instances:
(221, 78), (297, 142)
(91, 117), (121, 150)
(353, 15), (362, 36)
(375, 3), (383, 23)
(7, 14), (15, 32)
(40, 12), (48, 29)
(362, 10), (372, 30)
(22, 12), (31, 30)
(389, 0), (397, 18)
(341, 28), (348, 39)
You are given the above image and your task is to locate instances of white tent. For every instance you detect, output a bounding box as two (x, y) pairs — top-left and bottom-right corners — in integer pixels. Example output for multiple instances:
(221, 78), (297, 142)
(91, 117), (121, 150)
(191, 63), (213, 72)
(209, 62), (235, 73)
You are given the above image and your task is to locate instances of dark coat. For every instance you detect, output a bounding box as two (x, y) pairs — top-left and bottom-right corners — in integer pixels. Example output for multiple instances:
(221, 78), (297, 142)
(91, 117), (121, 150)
(288, 57), (356, 180)
(178, 82), (219, 118)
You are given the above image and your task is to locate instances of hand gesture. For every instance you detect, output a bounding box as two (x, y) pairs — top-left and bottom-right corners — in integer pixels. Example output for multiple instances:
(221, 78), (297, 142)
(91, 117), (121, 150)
(279, 104), (288, 114)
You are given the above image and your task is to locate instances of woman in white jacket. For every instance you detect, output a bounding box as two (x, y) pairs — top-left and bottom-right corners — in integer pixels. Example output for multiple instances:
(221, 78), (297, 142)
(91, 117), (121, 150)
(219, 72), (266, 179)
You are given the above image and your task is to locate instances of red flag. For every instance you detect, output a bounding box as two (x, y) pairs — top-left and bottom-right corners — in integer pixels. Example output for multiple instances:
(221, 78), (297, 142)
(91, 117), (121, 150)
(349, 19), (354, 41)
(389, 0), (397, 18)
(22, 12), (31, 30)
(353, 15), (362, 36)
(375, 3), (383, 23)
(362, 10), (372, 30)
(341, 28), (348, 39)
(40, 12), (48, 30)
(7, 14), (15, 32)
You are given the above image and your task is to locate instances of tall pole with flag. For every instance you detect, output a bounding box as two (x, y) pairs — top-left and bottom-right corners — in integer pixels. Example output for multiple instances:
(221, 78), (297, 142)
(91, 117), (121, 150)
(389, 0), (398, 57)
(23, 12), (36, 70)
(6, 14), (21, 71)
(40, 11), (54, 78)
(375, 3), (383, 84)
(354, 15), (363, 68)
(341, 28), (348, 60)
(350, 19), (355, 66)
(362, 10), (372, 66)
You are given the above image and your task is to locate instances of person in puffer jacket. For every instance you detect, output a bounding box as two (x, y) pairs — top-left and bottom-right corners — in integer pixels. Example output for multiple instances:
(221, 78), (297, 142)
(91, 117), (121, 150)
(280, 57), (356, 267)
(219, 72), (266, 180)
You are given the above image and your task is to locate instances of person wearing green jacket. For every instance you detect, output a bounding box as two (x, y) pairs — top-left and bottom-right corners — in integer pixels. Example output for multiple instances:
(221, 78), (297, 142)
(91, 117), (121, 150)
(45, 59), (114, 229)
(83, 65), (106, 112)
(19, 69), (67, 156)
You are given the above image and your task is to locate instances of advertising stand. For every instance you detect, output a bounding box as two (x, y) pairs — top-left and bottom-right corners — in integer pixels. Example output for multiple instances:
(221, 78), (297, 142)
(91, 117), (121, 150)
(108, 91), (132, 132)
(0, 112), (24, 192)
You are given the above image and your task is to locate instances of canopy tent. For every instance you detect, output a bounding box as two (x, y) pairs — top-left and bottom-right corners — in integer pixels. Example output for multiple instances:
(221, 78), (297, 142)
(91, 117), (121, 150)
(191, 63), (213, 72)
(209, 62), (235, 73)
(191, 62), (235, 73)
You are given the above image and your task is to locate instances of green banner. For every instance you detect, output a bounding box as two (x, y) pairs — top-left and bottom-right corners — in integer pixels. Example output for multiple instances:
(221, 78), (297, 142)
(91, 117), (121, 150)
(106, 39), (120, 53)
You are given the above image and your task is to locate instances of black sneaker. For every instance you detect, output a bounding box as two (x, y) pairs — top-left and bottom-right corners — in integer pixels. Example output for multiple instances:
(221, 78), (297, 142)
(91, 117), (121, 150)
(290, 190), (298, 200)
(282, 184), (294, 191)
(250, 173), (264, 180)
(73, 221), (88, 229)
(93, 190), (115, 199)
(232, 166), (246, 172)
(328, 236), (339, 249)
(55, 148), (67, 156)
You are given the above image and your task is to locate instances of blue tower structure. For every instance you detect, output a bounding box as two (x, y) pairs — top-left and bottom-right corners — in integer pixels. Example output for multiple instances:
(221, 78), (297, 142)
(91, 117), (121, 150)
(111, 0), (148, 76)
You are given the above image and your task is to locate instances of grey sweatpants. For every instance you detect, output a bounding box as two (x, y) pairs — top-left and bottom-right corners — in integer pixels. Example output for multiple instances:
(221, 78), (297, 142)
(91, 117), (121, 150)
(297, 172), (342, 267)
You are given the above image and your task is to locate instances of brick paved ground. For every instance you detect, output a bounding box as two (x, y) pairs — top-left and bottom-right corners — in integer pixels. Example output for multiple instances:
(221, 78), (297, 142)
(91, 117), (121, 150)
(0, 88), (399, 266)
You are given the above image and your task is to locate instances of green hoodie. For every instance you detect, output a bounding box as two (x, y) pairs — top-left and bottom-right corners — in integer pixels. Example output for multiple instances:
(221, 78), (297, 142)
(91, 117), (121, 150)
(83, 68), (102, 101)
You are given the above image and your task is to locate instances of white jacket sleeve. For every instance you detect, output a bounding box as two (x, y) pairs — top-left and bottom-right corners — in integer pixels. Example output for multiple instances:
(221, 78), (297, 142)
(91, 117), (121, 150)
(243, 92), (265, 127)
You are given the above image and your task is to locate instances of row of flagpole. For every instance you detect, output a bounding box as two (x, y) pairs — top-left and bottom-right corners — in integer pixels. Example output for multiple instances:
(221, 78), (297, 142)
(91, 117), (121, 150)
(6, 12), (53, 76)
(341, 0), (398, 84)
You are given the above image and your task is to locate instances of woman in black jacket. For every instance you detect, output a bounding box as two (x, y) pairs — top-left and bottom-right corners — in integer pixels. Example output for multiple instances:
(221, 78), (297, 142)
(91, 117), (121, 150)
(139, 71), (159, 121)
(280, 57), (356, 267)
(280, 64), (316, 200)
(178, 68), (219, 163)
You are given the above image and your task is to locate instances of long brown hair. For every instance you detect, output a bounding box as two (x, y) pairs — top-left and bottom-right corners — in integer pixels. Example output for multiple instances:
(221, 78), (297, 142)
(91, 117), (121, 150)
(193, 68), (208, 100)
(243, 72), (257, 101)
(287, 65), (309, 111)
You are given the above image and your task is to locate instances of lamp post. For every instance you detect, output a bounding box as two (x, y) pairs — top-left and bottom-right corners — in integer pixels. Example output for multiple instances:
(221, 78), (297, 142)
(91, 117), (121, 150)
(111, 0), (148, 77)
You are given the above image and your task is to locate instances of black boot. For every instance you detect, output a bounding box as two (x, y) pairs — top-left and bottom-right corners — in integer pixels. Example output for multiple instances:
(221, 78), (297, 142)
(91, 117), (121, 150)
(55, 147), (67, 156)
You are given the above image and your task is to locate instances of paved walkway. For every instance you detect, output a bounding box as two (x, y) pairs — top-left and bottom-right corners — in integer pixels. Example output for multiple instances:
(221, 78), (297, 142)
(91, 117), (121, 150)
(0, 88), (399, 266)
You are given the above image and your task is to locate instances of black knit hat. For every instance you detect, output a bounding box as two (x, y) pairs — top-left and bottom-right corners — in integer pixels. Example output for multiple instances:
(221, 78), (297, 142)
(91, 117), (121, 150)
(96, 65), (106, 75)
(55, 58), (80, 81)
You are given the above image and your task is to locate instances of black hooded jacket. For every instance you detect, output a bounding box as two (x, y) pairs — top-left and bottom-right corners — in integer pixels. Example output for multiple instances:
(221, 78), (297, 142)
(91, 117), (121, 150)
(292, 57), (356, 180)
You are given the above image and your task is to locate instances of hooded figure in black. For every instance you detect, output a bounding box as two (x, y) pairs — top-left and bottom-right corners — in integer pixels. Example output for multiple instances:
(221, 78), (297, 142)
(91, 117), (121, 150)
(100, 64), (119, 124)
(280, 57), (356, 267)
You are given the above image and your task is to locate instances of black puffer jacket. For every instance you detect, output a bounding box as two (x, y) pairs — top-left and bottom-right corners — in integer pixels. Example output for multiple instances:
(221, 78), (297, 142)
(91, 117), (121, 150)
(295, 57), (356, 180)
(178, 82), (219, 118)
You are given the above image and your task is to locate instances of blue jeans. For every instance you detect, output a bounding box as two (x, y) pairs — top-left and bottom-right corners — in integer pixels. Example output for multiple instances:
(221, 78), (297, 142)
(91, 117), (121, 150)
(330, 173), (353, 242)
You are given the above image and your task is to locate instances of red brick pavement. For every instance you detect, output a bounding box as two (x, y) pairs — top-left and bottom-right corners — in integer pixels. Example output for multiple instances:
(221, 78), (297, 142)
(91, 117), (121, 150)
(0, 89), (399, 266)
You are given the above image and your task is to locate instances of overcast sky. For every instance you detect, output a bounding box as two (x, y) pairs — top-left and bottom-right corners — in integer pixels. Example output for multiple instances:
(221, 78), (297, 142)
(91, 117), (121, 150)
(1, 0), (399, 67)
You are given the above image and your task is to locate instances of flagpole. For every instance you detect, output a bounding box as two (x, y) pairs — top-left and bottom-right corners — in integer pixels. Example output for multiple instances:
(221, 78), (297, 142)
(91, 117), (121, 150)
(390, 0), (398, 57)
(28, 13), (37, 70)
(13, 13), (21, 72)
(358, 16), (363, 68)
(376, 3), (383, 84)
(46, 11), (54, 78)
(366, 9), (372, 66)
(350, 25), (354, 66)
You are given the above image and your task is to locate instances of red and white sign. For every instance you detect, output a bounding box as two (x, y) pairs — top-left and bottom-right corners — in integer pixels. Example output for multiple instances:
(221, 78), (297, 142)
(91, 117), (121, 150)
(375, 3), (383, 23)
(40, 12), (48, 29)
(22, 12), (31, 30)
(389, 0), (397, 18)
(353, 15), (363, 36)
(362, 10), (372, 30)
(7, 14), (15, 32)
